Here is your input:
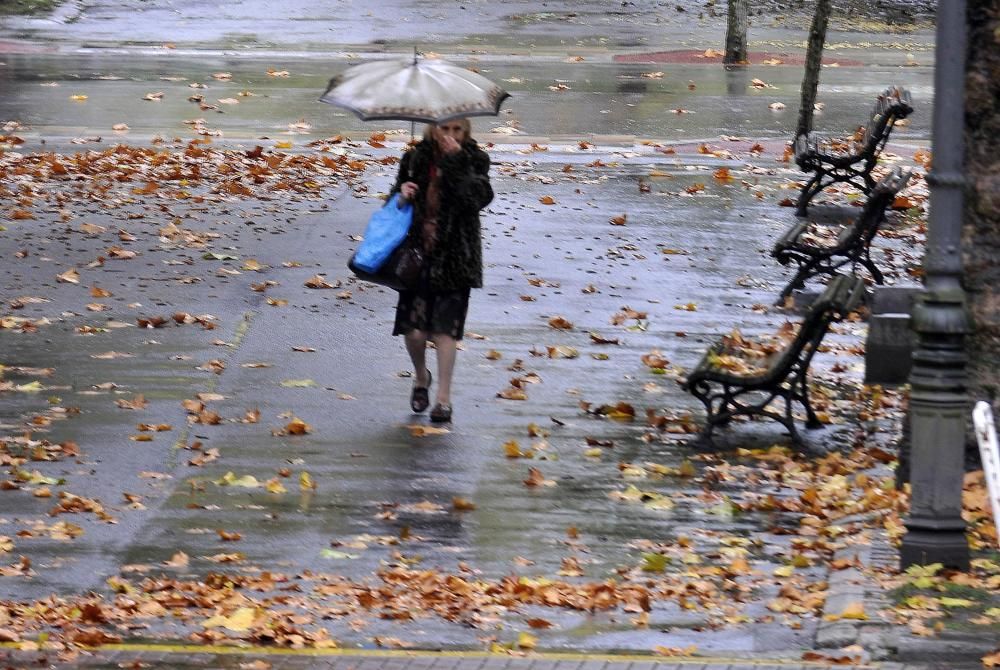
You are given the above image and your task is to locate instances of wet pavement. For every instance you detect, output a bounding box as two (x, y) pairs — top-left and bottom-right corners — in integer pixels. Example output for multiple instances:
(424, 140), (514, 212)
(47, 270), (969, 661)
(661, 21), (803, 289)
(0, 2), (975, 668)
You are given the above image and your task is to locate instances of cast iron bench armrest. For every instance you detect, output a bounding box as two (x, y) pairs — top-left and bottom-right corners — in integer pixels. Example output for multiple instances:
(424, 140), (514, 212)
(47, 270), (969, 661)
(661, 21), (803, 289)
(771, 167), (912, 303)
(793, 86), (913, 216)
(683, 274), (867, 442)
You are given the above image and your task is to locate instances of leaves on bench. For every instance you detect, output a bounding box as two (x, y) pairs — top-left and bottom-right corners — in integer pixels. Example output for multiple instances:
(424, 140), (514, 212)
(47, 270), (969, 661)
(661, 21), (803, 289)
(706, 323), (800, 375)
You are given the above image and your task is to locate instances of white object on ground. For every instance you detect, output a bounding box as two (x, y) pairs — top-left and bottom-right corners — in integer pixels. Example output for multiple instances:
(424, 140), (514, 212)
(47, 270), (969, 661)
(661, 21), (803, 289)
(973, 400), (1000, 548)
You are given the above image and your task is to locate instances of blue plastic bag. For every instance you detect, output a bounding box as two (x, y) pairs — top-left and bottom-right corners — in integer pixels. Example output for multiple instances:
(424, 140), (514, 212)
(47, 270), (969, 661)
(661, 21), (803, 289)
(352, 193), (413, 273)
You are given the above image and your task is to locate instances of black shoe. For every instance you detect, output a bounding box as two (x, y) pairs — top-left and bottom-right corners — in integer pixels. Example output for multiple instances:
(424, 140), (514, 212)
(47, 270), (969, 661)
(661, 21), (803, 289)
(429, 403), (452, 423)
(410, 369), (432, 413)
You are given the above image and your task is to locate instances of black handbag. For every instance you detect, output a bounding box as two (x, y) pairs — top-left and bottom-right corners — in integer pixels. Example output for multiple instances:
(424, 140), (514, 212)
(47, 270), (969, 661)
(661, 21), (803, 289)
(349, 240), (424, 291)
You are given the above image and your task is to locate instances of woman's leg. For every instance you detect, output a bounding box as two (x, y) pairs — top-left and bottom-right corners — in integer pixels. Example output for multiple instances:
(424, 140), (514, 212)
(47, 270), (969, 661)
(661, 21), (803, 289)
(431, 334), (457, 406)
(405, 330), (431, 386)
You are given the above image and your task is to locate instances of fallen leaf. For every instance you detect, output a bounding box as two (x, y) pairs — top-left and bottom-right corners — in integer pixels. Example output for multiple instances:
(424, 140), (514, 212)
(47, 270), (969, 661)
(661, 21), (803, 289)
(452, 497), (476, 511)
(523, 467), (555, 487)
(304, 274), (336, 289)
(56, 268), (80, 284)
(163, 551), (189, 568)
(547, 316), (574, 330)
(203, 607), (257, 631)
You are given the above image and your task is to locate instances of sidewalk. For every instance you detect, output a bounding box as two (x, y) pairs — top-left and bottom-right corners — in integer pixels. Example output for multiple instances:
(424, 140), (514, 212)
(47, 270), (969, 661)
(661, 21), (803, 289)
(1, 2), (994, 667)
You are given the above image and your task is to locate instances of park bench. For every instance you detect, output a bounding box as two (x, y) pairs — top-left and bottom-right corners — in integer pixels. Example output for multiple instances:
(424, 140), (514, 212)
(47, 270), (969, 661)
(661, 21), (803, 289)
(771, 167), (911, 305)
(683, 274), (867, 442)
(793, 86), (913, 216)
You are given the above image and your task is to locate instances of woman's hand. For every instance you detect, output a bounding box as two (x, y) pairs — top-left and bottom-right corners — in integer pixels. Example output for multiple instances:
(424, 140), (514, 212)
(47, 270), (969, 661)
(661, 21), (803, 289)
(399, 181), (419, 203)
(434, 127), (461, 154)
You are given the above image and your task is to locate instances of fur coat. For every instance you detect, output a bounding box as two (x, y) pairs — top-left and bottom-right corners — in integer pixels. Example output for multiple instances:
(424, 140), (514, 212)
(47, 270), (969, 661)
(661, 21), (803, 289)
(388, 138), (493, 291)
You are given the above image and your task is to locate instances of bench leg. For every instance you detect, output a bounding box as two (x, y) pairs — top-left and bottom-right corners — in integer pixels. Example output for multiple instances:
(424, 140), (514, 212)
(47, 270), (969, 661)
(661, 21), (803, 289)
(792, 375), (823, 430)
(776, 261), (816, 306)
(796, 174), (825, 217)
(689, 379), (817, 442)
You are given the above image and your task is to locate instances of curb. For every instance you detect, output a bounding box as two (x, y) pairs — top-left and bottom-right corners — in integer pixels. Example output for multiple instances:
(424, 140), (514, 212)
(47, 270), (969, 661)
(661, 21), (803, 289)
(0, 643), (890, 669)
(816, 520), (1000, 666)
(815, 522), (896, 660)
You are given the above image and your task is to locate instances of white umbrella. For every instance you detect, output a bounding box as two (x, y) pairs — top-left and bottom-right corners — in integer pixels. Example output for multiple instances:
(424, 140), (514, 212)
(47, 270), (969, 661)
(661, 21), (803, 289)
(319, 55), (510, 124)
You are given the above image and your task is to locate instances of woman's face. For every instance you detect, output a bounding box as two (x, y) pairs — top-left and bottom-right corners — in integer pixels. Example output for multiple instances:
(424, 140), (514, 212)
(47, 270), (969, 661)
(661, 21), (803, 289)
(436, 121), (465, 143)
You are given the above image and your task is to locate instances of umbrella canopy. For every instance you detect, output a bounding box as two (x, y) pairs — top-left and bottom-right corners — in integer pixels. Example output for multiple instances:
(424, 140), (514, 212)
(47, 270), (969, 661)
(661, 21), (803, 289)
(319, 56), (510, 124)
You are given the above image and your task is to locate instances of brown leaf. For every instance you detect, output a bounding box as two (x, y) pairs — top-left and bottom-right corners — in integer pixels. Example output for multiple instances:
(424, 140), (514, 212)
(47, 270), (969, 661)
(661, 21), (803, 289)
(452, 497), (476, 511)
(304, 274), (336, 289)
(523, 467), (555, 487)
(526, 618), (553, 629)
(116, 395), (148, 410)
(547, 316), (574, 330)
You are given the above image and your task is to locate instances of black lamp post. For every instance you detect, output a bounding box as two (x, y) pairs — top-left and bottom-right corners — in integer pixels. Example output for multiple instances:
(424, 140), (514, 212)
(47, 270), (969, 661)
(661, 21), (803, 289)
(900, 0), (971, 570)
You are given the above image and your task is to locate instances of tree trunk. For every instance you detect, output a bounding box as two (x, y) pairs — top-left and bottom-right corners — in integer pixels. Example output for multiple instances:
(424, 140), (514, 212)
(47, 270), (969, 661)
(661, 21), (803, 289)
(724, 0), (749, 65)
(796, 0), (833, 138)
(964, 1), (1000, 407)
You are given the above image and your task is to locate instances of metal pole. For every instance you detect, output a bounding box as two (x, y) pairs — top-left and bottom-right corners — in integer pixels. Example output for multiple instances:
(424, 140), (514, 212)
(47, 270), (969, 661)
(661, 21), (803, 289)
(900, 0), (970, 570)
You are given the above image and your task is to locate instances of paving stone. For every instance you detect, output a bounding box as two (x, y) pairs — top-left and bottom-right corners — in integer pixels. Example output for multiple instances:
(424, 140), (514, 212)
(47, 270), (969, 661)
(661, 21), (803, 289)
(815, 620), (860, 648)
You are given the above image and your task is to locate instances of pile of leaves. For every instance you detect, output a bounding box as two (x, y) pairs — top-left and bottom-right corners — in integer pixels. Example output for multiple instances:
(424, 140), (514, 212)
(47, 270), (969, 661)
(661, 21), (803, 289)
(1, 138), (387, 218)
(704, 323), (800, 376)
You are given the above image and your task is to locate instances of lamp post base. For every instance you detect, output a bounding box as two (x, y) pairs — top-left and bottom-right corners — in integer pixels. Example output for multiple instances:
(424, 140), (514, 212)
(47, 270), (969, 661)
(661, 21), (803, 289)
(900, 524), (970, 570)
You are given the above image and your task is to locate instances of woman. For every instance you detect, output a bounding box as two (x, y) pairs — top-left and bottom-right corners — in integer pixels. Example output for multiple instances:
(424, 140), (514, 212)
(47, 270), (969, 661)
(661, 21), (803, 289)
(389, 118), (493, 423)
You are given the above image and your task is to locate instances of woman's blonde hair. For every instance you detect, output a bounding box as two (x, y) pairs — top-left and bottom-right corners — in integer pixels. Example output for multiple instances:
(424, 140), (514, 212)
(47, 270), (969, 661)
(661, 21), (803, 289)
(422, 117), (472, 143)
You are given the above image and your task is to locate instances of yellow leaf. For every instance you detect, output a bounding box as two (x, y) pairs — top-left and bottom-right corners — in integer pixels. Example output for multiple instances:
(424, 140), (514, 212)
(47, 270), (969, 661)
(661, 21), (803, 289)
(517, 632), (538, 649)
(504, 440), (527, 458)
(299, 471), (316, 490)
(215, 472), (261, 488)
(728, 558), (751, 574)
(265, 478), (287, 494)
(939, 597), (975, 608)
(203, 607), (258, 632)
(774, 565), (795, 577)
(839, 602), (868, 620)
(284, 418), (311, 434)
(274, 140), (293, 149)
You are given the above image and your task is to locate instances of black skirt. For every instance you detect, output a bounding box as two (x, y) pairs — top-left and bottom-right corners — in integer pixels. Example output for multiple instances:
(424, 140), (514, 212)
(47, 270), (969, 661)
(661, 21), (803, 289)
(393, 280), (471, 340)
